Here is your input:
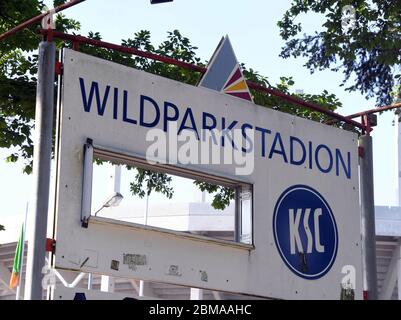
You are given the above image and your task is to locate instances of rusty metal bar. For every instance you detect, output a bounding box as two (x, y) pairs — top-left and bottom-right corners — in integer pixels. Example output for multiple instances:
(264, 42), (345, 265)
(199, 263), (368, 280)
(326, 102), (401, 126)
(346, 102), (401, 119)
(38, 30), (207, 74)
(0, 0), (86, 42)
(247, 82), (366, 131)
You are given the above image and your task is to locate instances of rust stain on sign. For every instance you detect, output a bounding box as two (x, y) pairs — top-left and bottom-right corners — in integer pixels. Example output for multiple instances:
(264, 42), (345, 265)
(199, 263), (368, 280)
(200, 270), (208, 282)
(110, 260), (120, 271)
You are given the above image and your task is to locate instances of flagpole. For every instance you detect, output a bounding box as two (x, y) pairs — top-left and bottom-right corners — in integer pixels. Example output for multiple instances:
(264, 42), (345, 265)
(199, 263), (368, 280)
(15, 203), (28, 300)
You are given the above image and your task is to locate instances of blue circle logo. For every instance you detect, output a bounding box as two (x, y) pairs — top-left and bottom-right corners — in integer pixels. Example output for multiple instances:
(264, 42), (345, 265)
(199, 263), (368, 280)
(273, 185), (338, 279)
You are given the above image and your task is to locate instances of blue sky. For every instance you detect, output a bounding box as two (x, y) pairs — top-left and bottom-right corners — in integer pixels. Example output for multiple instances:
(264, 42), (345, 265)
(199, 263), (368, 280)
(0, 0), (397, 241)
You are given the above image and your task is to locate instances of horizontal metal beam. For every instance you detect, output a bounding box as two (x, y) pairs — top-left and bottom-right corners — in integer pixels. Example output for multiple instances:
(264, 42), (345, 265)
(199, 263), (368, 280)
(0, 0), (86, 42)
(38, 29), (206, 74)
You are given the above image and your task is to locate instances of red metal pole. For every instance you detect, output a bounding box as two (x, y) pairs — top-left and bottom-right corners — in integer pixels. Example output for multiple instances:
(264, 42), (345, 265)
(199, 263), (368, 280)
(0, 0), (86, 42)
(246, 82), (366, 131)
(38, 30), (207, 74)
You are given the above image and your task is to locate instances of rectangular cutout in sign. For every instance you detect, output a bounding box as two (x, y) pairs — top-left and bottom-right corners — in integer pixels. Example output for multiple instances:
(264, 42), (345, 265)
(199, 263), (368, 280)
(82, 142), (253, 244)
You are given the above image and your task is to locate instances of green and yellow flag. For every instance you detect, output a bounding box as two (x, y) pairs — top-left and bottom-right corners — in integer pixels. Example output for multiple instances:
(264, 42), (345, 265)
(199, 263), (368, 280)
(9, 224), (24, 289)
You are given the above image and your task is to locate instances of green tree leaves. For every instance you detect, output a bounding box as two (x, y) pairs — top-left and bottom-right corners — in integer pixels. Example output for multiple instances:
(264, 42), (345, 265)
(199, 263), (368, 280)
(278, 0), (401, 105)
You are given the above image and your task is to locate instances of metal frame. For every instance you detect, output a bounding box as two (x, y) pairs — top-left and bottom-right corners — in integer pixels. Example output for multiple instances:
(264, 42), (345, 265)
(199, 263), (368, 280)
(81, 140), (254, 245)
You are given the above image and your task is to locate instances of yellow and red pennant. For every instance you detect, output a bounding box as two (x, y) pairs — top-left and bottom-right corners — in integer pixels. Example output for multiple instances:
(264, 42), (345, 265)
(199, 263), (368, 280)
(198, 36), (253, 103)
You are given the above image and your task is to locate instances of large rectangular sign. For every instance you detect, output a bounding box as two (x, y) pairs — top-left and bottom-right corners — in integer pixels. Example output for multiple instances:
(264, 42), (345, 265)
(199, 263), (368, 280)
(53, 49), (363, 299)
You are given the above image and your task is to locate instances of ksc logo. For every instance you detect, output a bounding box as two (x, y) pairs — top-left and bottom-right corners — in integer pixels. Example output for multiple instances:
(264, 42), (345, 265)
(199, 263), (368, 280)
(273, 185), (338, 279)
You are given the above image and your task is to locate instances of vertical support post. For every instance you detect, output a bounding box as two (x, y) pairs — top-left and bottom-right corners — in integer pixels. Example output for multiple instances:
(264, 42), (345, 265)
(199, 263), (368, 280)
(139, 281), (156, 298)
(100, 275), (115, 293)
(24, 41), (55, 300)
(359, 134), (378, 300)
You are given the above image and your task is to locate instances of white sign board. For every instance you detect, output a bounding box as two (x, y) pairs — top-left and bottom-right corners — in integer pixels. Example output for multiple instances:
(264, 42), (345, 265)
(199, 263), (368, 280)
(53, 49), (363, 299)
